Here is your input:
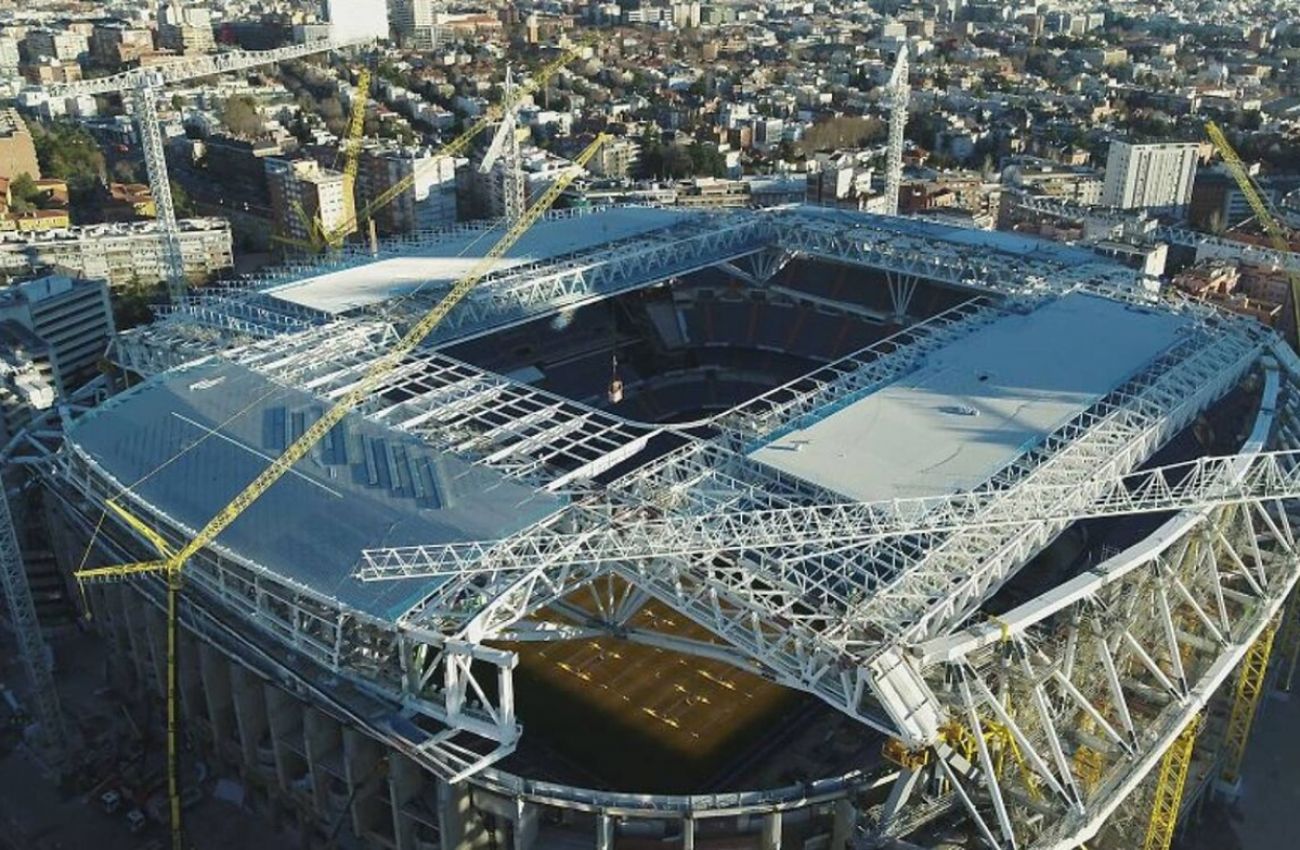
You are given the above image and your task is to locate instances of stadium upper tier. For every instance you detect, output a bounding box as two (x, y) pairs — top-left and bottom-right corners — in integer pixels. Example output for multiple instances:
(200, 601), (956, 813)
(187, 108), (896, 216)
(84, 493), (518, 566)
(264, 206), (694, 314)
(66, 358), (565, 621)
(60, 204), (1300, 849)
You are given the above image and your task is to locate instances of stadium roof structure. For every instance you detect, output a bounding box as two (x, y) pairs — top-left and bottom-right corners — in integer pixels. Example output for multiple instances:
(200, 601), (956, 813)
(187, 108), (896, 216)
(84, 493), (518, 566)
(53, 205), (1300, 847)
(749, 293), (1193, 501)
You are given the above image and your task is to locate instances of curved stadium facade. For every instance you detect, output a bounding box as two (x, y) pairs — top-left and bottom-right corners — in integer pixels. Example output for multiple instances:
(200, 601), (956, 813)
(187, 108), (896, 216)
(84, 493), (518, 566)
(39, 205), (1300, 850)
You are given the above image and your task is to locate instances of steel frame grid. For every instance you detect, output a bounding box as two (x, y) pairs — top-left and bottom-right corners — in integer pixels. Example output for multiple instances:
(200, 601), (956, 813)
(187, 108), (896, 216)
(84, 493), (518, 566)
(54, 202), (1300, 845)
(884, 344), (1300, 850)
(50, 443), (525, 781)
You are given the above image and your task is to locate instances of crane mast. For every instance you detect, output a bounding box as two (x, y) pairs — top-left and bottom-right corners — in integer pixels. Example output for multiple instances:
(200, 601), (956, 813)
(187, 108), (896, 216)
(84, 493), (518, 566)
(74, 133), (608, 850)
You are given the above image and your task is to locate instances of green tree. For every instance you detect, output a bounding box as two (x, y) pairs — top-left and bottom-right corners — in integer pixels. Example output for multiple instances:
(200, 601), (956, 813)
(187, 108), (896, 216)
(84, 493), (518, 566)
(8, 172), (40, 214)
(31, 122), (105, 196)
(221, 95), (264, 138)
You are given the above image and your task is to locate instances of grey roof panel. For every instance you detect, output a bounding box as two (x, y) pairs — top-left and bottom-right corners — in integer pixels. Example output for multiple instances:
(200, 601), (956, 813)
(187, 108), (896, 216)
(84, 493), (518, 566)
(68, 359), (564, 621)
(749, 293), (1195, 501)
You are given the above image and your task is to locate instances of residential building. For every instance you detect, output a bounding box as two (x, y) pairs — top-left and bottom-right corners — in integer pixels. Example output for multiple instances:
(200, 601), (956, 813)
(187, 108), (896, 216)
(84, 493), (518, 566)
(589, 137), (640, 178)
(1100, 140), (1199, 214)
(266, 158), (356, 246)
(357, 146), (459, 235)
(0, 274), (114, 392)
(90, 23), (156, 67)
(158, 1), (215, 54)
(0, 109), (39, 182)
(0, 320), (56, 443)
(0, 219), (234, 287)
(23, 30), (88, 63)
(326, 0), (390, 43)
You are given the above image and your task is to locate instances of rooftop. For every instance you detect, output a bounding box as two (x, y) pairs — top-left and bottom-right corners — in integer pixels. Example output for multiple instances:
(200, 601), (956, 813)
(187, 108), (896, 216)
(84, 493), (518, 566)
(749, 292), (1194, 501)
(66, 359), (565, 621)
(263, 206), (694, 315)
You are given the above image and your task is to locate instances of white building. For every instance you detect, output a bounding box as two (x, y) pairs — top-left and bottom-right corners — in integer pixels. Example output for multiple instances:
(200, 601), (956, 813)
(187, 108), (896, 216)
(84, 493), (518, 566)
(1101, 140), (1199, 213)
(0, 219), (235, 287)
(326, 0), (390, 43)
(0, 274), (114, 392)
(358, 146), (460, 234)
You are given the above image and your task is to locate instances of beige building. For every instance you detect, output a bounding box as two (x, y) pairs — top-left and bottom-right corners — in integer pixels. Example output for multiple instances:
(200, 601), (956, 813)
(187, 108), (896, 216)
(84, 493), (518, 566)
(0, 109), (39, 182)
(267, 158), (356, 246)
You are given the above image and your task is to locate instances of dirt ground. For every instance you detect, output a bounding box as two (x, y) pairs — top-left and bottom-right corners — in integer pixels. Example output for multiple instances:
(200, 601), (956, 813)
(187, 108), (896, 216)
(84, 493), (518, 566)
(1176, 688), (1300, 850)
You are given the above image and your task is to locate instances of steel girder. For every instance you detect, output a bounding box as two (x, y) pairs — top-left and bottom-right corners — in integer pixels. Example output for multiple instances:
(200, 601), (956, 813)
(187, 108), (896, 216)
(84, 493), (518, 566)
(883, 350), (1300, 849)
(1008, 194), (1300, 275)
(769, 209), (1145, 298)
(356, 448), (1300, 579)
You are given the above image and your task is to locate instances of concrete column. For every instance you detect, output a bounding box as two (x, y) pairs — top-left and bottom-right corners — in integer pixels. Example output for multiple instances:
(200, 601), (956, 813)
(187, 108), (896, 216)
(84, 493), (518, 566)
(263, 685), (297, 792)
(682, 817), (695, 850)
(596, 813), (615, 850)
(513, 799), (539, 850)
(830, 799), (856, 850)
(761, 811), (782, 850)
(438, 779), (474, 850)
(198, 643), (234, 752)
(343, 727), (388, 843)
(303, 708), (341, 817)
(389, 755), (424, 850)
(229, 664), (270, 777)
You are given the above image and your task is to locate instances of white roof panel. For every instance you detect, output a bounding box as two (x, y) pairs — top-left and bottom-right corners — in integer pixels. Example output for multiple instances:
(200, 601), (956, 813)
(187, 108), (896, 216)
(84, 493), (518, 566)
(749, 293), (1194, 502)
(265, 207), (691, 315)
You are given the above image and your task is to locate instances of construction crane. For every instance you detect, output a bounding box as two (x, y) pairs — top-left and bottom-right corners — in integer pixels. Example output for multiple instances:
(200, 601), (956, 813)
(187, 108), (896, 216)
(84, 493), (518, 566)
(42, 37), (367, 301)
(275, 67), (372, 254)
(884, 45), (909, 217)
(315, 45), (586, 248)
(478, 66), (527, 225)
(1205, 121), (1300, 348)
(73, 133), (609, 850)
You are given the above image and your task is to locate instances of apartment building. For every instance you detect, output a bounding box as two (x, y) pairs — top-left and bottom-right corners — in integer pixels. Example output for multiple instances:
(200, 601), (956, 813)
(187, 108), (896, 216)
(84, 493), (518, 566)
(1101, 140), (1199, 213)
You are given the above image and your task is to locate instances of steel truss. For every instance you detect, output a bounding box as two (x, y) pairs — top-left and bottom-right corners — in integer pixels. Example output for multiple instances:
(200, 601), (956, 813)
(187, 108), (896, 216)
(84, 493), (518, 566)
(68, 203), (1300, 845)
(52, 445), (523, 782)
(770, 208), (1146, 298)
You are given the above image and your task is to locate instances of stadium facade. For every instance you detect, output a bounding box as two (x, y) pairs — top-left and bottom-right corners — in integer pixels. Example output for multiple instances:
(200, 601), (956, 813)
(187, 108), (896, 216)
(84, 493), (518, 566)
(26, 205), (1300, 850)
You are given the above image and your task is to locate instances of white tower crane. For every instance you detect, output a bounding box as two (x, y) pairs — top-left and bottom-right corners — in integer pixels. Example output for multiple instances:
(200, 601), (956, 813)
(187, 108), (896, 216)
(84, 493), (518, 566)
(479, 66), (527, 224)
(42, 37), (366, 302)
(884, 45), (909, 217)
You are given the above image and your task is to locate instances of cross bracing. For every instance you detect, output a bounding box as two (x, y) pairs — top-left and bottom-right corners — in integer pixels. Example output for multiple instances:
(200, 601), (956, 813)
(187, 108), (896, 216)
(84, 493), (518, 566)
(1009, 192), (1300, 275)
(31, 204), (1300, 846)
(355, 448), (1300, 581)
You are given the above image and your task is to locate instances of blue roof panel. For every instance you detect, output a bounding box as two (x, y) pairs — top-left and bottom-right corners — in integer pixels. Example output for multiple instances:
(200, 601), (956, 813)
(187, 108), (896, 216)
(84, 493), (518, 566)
(67, 360), (564, 621)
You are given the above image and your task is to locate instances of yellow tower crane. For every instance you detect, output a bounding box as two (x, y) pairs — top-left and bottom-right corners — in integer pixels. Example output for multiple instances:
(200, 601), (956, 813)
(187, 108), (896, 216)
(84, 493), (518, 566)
(1204, 121), (1300, 348)
(278, 46), (583, 254)
(319, 45), (586, 248)
(76, 133), (609, 850)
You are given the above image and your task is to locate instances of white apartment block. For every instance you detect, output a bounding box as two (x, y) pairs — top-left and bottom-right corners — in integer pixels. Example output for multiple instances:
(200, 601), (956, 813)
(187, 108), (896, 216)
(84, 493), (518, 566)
(0, 219), (234, 287)
(1101, 140), (1199, 213)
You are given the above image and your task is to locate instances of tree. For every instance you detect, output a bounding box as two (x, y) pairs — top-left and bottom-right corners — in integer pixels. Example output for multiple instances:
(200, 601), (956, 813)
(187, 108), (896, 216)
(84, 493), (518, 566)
(8, 172), (39, 214)
(31, 122), (105, 197)
(112, 159), (140, 184)
(221, 95), (264, 138)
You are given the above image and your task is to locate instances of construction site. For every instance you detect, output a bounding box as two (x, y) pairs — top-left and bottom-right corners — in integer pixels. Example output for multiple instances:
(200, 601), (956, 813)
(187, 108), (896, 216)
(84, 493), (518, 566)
(2, 35), (1300, 850)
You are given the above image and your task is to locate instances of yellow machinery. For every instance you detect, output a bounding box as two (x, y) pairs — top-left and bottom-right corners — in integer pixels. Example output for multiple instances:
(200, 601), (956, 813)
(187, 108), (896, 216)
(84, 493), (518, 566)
(76, 133), (609, 850)
(1219, 622), (1277, 785)
(320, 46), (585, 247)
(1142, 716), (1201, 850)
(277, 47), (583, 255)
(1204, 121), (1300, 348)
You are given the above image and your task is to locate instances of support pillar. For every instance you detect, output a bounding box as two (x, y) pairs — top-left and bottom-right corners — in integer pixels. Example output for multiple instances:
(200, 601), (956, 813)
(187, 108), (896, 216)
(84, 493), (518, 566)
(682, 816), (695, 850)
(513, 799), (538, 850)
(761, 811), (781, 850)
(438, 779), (473, 850)
(596, 813), (615, 850)
(830, 799), (856, 850)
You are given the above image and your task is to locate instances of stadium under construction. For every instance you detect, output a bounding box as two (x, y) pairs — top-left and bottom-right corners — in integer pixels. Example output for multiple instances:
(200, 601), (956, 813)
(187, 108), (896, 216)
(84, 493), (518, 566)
(7, 203), (1300, 850)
